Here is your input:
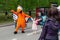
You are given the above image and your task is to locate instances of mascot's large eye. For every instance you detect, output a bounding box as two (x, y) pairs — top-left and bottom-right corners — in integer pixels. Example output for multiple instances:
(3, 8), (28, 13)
(20, 11), (22, 13)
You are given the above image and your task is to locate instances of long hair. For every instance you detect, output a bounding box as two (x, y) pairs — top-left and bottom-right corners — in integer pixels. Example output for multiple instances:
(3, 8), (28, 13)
(47, 8), (59, 17)
(47, 8), (60, 22)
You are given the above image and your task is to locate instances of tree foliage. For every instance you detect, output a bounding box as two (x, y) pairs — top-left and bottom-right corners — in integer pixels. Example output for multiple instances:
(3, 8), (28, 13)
(0, 0), (58, 12)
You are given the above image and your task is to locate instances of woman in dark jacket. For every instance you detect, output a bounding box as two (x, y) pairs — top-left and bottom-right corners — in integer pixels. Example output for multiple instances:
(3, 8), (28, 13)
(38, 8), (60, 40)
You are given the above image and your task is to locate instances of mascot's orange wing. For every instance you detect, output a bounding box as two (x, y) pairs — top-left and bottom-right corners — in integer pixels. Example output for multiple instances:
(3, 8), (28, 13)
(22, 12), (31, 18)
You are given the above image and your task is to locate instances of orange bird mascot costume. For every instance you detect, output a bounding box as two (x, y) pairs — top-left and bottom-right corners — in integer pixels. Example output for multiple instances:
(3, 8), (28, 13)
(11, 6), (31, 34)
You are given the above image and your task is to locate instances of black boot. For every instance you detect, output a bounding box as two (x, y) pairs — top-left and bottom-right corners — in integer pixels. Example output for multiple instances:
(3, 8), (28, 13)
(14, 31), (17, 34)
(21, 31), (25, 33)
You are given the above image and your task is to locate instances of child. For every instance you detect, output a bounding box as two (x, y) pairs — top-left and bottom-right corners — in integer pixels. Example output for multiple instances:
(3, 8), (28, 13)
(32, 18), (41, 34)
(11, 10), (18, 28)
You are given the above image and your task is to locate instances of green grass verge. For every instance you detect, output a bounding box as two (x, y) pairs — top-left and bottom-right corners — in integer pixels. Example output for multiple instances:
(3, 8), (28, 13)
(0, 13), (13, 24)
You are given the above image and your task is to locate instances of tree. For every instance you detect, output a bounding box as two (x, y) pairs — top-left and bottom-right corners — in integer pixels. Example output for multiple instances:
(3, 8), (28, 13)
(0, 0), (58, 12)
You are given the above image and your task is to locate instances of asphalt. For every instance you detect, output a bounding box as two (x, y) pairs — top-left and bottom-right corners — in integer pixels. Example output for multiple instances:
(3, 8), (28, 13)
(0, 22), (60, 40)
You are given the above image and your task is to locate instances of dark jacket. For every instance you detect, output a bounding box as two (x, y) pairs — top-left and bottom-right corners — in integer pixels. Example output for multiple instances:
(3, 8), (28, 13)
(38, 18), (60, 40)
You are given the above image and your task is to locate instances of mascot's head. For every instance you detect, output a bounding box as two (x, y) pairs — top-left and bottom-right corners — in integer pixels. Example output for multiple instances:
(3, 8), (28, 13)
(17, 5), (23, 13)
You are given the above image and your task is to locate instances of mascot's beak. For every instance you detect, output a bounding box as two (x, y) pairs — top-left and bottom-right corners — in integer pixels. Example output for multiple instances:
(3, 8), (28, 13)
(17, 9), (22, 13)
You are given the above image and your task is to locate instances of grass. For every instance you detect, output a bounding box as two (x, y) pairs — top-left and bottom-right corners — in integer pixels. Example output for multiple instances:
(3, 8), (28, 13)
(0, 13), (13, 24)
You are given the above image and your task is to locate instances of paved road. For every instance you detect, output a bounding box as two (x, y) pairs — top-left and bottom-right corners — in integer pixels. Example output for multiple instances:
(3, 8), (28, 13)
(0, 22), (60, 40)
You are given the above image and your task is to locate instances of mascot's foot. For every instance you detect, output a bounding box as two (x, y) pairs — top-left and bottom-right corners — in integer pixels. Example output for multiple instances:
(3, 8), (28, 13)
(14, 31), (17, 34)
(21, 31), (25, 33)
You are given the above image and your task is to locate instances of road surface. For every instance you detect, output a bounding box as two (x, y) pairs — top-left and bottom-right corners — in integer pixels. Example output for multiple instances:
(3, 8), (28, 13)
(0, 22), (60, 40)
